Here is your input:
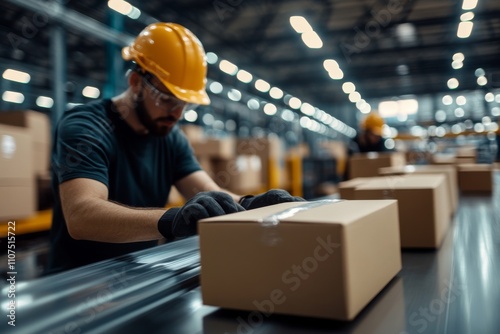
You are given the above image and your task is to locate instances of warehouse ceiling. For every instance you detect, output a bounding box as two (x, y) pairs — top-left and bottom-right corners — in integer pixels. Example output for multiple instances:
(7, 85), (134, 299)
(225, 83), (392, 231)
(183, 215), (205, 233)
(2, 0), (500, 116)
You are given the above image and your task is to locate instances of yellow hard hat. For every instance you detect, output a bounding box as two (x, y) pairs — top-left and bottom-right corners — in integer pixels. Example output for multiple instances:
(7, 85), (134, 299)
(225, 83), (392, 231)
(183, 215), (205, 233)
(122, 22), (210, 105)
(362, 112), (384, 136)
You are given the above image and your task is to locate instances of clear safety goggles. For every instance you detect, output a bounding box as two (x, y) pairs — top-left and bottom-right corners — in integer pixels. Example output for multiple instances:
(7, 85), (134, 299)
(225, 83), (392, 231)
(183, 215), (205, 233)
(141, 74), (196, 111)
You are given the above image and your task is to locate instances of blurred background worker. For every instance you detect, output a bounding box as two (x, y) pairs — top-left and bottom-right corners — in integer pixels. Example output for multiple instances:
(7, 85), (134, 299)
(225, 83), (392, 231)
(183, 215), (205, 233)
(349, 112), (388, 154)
(47, 22), (303, 274)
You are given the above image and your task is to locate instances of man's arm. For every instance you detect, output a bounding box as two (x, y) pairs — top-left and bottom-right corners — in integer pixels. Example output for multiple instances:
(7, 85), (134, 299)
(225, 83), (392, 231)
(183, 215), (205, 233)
(60, 178), (165, 243)
(174, 170), (242, 203)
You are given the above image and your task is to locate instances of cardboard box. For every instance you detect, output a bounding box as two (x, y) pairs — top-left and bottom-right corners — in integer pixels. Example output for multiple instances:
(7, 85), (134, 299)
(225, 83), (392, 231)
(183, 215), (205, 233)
(353, 175), (450, 248)
(212, 155), (262, 193)
(349, 152), (405, 178)
(457, 164), (493, 193)
(338, 177), (380, 200)
(237, 137), (283, 188)
(378, 165), (458, 215)
(191, 137), (236, 159)
(200, 200), (402, 320)
(0, 110), (51, 176)
(179, 124), (205, 143)
(431, 154), (456, 165)
(0, 124), (35, 220)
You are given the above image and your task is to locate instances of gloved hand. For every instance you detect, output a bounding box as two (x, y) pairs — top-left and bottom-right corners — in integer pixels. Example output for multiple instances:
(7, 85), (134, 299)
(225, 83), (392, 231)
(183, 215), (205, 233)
(239, 189), (305, 211)
(158, 191), (244, 240)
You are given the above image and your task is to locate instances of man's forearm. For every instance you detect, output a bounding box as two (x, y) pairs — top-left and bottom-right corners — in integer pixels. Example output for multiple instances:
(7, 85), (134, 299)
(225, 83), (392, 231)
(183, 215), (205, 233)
(65, 198), (166, 243)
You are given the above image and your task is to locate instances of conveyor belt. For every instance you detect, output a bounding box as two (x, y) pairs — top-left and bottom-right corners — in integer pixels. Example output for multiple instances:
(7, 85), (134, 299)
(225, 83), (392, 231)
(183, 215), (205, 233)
(2, 175), (500, 333)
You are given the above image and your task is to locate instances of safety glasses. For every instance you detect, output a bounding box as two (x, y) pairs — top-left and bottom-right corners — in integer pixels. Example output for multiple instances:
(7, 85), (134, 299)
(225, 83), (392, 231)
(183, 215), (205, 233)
(141, 73), (192, 110)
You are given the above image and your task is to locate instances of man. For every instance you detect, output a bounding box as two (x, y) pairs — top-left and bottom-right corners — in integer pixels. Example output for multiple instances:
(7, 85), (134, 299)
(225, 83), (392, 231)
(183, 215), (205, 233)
(350, 112), (388, 154)
(47, 23), (302, 274)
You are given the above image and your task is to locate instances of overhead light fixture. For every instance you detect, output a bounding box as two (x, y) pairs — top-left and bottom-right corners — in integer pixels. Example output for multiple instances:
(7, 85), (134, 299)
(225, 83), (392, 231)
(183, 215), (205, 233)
(209, 81), (223, 94)
(452, 61), (463, 69)
(184, 110), (198, 122)
(348, 91), (361, 103)
(460, 12), (475, 21)
(36, 96), (54, 108)
(2, 69), (30, 83)
(457, 21), (473, 38)
(269, 87), (284, 99)
(255, 79), (270, 93)
(288, 97), (302, 109)
(82, 86), (100, 99)
(462, 0), (478, 10)
(108, 0), (140, 19)
(206, 52), (218, 64)
(442, 95), (453, 105)
(300, 102), (315, 116)
(447, 78), (459, 89)
(301, 31), (323, 48)
(342, 82), (356, 94)
(263, 103), (277, 116)
(289, 16), (313, 33)
(477, 76), (487, 86)
(452, 53), (465, 62)
(219, 60), (238, 75)
(474, 68), (485, 77)
(236, 69), (253, 83)
(227, 88), (242, 102)
(2, 91), (24, 104)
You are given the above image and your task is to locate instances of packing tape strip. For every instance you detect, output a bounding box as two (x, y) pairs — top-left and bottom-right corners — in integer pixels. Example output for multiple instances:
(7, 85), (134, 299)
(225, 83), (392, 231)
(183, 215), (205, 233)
(258, 199), (344, 227)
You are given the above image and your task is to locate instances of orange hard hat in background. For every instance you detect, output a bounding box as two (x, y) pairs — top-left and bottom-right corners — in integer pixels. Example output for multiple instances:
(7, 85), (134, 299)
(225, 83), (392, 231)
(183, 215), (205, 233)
(122, 22), (210, 105)
(362, 112), (385, 136)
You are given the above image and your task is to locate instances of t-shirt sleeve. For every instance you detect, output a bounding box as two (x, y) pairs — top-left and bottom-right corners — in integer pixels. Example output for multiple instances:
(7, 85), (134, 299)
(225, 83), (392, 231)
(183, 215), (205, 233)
(171, 127), (202, 182)
(52, 109), (112, 187)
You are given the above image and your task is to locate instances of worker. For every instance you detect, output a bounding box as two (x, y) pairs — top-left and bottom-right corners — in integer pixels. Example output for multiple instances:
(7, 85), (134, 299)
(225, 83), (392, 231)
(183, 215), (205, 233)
(349, 112), (388, 154)
(47, 23), (303, 274)
(343, 112), (390, 180)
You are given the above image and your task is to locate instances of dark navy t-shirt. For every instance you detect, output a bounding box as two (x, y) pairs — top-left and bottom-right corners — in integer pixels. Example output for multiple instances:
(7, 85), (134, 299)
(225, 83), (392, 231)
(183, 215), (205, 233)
(47, 99), (201, 273)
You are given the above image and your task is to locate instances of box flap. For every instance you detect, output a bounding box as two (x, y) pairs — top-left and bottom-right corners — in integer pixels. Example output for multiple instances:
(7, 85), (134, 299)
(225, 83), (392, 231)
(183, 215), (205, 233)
(356, 174), (445, 190)
(199, 200), (397, 226)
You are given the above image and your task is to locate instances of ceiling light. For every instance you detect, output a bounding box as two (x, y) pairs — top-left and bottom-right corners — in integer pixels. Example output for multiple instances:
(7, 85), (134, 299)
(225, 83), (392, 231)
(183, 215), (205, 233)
(462, 0), (478, 10)
(2, 69), (30, 83)
(301, 31), (323, 48)
(452, 61), (463, 69)
(269, 87), (284, 99)
(342, 82), (356, 94)
(348, 91), (361, 103)
(396, 64), (409, 75)
(474, 68), (485, 77)
(477, 76), (487, 86)
(460, 12), (475, 21)
(447, 78), (459, 89)
(236, 69), (253, 83)
(456, 96), (467, 105)
(289, 16), (313, 33)
(263, 103), (277, 116)
(323, 59), (339, 72)
(206, 52), (218, 64)
(485, 92), (494, 102)
(82, 86), (100, 98)
(184, 110), (198, 122)
(2, 91), (24, 104)
(452, 53), (465, 62)
(454, 108), (465, 118)
(247, 98), (260, 110)
(219, 60), (238, 75)
(328, 68), (343, 80)
(442, 95), (453, 105)
(36, 96), (54, 108)
(288, 97), (302, 109)
(255, 79), (270, 93)
(457, 21), (473, 38)
(300, 102), (315, 116)
(227, 89), (241, 101)
(209, 81), (223, 94)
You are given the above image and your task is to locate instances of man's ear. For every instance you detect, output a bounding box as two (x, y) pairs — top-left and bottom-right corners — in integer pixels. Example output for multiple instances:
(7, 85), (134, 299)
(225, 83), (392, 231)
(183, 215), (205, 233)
(128, 71), (142, 94)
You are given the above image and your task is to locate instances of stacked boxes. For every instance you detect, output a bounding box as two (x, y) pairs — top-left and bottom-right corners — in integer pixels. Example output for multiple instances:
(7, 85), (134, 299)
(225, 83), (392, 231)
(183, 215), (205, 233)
(338, 174), (451, 248)
(0, 124), (35, 220)
(200, 200), (401, 320)
(348, 152), (405, 178)
(457, 164), (493, 193)
(378, 165), (458, 215)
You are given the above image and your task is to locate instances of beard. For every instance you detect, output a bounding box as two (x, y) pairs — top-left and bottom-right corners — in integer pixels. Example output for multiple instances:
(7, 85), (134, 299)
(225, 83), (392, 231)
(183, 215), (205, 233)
(135, 91), (177, 137)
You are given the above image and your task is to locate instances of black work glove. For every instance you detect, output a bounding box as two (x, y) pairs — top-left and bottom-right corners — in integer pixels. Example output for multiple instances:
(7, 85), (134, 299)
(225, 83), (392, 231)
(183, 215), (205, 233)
(239, 189), (305, 211)
(158, 191), (244, 240)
